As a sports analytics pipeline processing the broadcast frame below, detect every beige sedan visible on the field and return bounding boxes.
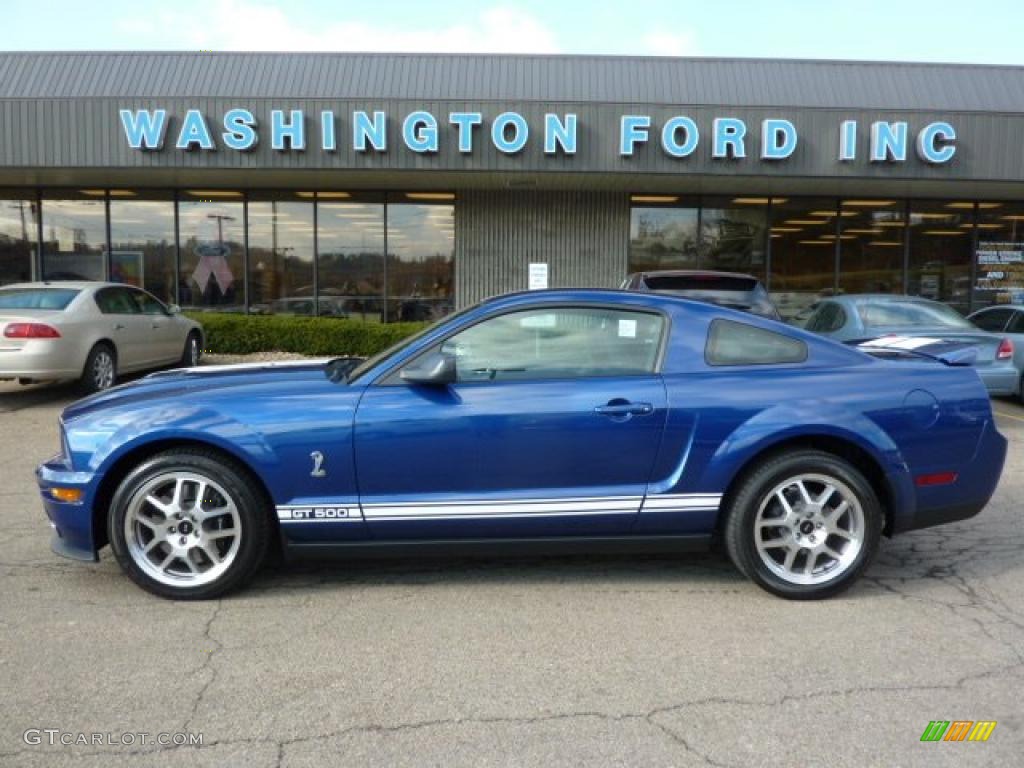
[0,282,204,392]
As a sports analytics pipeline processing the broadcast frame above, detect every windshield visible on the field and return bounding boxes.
[858,300,973,330]
[0,287,80,310]
[346,304,477,383]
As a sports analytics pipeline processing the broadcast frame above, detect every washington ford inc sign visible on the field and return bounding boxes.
[119,108,958,165]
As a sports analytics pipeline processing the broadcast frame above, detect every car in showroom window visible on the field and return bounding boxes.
[37,290,1006,601]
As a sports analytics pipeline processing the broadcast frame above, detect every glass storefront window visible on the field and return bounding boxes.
[839,199,905,297]
[908,200,973,314]
[0,194,38,285]
[974,202,1024,309]
[628,200,699,274]
[247,196,314,315]
[700,196,768,279]
[109,193,176,305]
[386,201,455,322]
[317,195,385,321]
[178,193,245,310]
[41,194,107,281]
[768,198,838,320]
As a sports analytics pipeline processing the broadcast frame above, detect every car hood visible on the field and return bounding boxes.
[61,359,346,422]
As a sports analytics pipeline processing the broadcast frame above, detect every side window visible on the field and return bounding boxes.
[436,306,665,382]
[131,289,167,315]
[1007,311,1024,334]
[95,287,140,315]
[705,319,807,366]
[973,308,1012,332]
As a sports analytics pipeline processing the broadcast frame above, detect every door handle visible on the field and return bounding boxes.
[594,401,654,417]
[113,323,125,330]
[152,323,161,329]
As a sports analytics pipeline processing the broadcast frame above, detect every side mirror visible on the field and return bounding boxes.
[400,351,456,386]
[167,304,182,315]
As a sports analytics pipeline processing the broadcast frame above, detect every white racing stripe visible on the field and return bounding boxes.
[362,496,643,519]
[277,493,722,523]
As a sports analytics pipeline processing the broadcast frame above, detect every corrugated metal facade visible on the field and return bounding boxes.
[455,190,629,306]
[2,52,1023,112]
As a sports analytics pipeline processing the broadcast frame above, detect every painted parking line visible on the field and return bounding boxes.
[993,408,1024,424]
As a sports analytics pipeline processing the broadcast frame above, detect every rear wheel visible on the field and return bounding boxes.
[723,450,882,599]
[108,449,270,599]
[79,343,117,393]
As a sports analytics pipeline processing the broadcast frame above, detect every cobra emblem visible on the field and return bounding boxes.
[309,451,326,478]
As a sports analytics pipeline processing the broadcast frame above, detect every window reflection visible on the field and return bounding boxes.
[41,196,106,281]
[768,198,837,320]
[628,202,699,273]
[974,202,1024,309]
[178,196,244,310]
[386,203,454,322]
[317,197,385,321]
[700,197,768,279]
[839,199,905,296]
[904,201,973,314]
[109,196,176,304]
[247,199,314,315]
[0,195,38,285]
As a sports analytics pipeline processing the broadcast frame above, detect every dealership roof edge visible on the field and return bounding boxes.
[2,51,1023,112]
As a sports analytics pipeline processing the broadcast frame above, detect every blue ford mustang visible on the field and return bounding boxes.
[37,290,1007,600]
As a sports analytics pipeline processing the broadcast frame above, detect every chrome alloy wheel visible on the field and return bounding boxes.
[753,473,865,586]
[92,350,115,390]
[188,335,200,366]
[124,472,242,588]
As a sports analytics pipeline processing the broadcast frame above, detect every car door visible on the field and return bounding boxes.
[352,304,670,540]
[93,286,150,370]
[129,288,181,363]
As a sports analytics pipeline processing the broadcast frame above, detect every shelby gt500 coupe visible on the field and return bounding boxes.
[37,290,1006,600]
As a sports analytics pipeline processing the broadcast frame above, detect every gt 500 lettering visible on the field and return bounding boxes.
[277,506,355,522]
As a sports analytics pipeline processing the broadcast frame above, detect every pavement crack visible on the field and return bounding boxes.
[183,599,225,733]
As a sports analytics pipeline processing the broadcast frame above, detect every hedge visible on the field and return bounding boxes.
[186,312,428,357]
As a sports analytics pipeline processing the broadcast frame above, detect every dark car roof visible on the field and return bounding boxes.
[632,270,762,282]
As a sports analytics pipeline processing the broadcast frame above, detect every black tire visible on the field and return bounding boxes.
[723,450,882,600]
[181,331,201,368]
[108,448,271,599]
[79,343,117,394]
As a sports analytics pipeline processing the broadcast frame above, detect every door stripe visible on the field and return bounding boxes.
[277,493,722,523]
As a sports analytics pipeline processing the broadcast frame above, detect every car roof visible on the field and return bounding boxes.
[825,294,947,305]
[481,287,743,316]
[631,270,761,281]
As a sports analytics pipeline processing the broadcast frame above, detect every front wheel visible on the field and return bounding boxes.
[108,449,270,599]
[723,450,882,599]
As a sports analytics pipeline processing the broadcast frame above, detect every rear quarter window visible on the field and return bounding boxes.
[705,319,808,366]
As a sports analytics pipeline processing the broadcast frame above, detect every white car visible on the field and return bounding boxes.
[0,282,204,392]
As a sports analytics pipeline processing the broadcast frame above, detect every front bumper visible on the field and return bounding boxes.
[36,457,100,562]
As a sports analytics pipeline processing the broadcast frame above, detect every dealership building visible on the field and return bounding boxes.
[1,51,1023,321]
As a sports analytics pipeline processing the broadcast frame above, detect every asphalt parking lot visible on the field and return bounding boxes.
[0,380,1022,768]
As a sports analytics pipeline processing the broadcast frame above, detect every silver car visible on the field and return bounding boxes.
[796,294,1020,399]
[0,282,203,392]
[968,304,1024,403]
